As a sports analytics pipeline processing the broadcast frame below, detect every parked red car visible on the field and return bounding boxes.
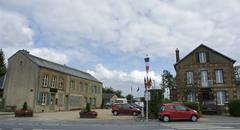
[158,103,199,122]
[112,103,141,116]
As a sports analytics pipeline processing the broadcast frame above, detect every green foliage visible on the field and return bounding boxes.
[162,98,172,103]
[22,102,28,110]
[161,70,175,97]
[86,103,91,112]
[0,49,6,77]
[228,100,240,116]
[126,94,133,103]
[102,87,124,98]
[144,89,163,118]
[183,101,200,112]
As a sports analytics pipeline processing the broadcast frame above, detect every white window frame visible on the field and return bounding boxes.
[58,77,64,90]
[215,70,224,84]
[187,93,195,102]
[186,71,194,84]
[199,52,207,63]
[42,75,48,87]
[217,91,225,105]
[51,76,57,88]
[41,93,47,105]
[201,70,209,87]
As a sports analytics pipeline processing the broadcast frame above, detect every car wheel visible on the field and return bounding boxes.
[133,112,137,116]
[113,111,118,116]
[191,115,198,122]
[163,115,170,122]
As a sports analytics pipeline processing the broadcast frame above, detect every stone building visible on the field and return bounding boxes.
[3,50,102,112]
[174,44,239,106]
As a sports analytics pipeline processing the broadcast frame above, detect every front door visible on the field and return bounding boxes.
[50,93,55,111]
[65,95,69,111]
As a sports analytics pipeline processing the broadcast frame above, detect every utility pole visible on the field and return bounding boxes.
[144,55,151,122]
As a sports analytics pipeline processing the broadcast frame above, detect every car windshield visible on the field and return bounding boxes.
[160,106,165,112]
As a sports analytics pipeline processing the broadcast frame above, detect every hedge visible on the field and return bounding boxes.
[183,101,200,112]
[228,100,240,116]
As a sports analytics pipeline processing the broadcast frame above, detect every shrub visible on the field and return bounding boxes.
[22,102,28,110]
[228,100,240,116]
[86,103,91,112]
[183,101,200,112]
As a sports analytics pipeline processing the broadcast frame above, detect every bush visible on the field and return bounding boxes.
[86,103,91,112]
[183,101,200,112]
[144,89,163,119]
[228,100,240,116]
[22,102,28,110]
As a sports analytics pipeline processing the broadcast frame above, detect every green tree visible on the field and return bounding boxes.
[126,94,133,103]
[0,49,6,77]
[102,87,124,98]
[161,70,175,97]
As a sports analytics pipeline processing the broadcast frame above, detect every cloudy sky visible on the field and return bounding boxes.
[1,0,240,97]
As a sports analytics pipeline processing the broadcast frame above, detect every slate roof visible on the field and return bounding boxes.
[0,76,5,89]
[103,93,116,99]
[14,50,102,83]
[174,44,236,69]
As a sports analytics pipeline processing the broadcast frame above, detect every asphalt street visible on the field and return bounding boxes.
[1,111,240,130]
[0,117,172,130]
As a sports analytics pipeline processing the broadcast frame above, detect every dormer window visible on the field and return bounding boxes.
[199,52,207,63]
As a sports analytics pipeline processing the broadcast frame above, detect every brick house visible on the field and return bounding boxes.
[174,44,239,107]
[3,50,102,112]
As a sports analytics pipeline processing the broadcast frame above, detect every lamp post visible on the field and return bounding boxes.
[144,55,150,122]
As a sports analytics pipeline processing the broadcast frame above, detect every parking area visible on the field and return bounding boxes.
[0,109,133,121]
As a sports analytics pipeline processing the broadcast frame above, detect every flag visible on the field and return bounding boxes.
[137,87,140,92]
[144,57,150,62]
[146,65,149,74]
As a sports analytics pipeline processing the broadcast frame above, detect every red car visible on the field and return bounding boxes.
[158,103,199,122]
[112,103,141,116]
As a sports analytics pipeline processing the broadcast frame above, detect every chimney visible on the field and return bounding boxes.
[176,48,180,62]
[21,49,30,54]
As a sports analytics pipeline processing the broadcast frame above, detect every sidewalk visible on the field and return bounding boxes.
[0,112,14,115]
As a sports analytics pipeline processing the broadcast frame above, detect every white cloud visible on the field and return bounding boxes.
[30,48,69,65]
[87,64,161,96]
[0,8,33,48]
[2,0,240,62]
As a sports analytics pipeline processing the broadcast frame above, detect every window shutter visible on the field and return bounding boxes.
[47,93,50,105]
[196,52,200,63]
[37,92,42,105]
[206,52,210,63]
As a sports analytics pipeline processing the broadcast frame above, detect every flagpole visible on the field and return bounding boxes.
[144,55,150,123]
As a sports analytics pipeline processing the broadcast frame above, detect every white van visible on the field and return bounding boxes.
[116,98,127,104]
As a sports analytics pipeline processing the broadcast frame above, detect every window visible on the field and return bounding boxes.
[42,75,48,87]
[201,70,208,87]
[80,82,84,92]
[51,76,57,88]
[186,71,194,84]
[215,70,224,83]
[70,80,75,91]
[58,77,64,90]
[187,93,195,102]
[199,52,207,63]
[174,105,187,111]
[217,91,226,105]
[41,93,47,105]
[85,83,88,93]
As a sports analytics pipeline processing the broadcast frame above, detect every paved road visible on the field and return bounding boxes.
[0,117,172,130]
[1,110,240,130]
[160,115,240,130]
